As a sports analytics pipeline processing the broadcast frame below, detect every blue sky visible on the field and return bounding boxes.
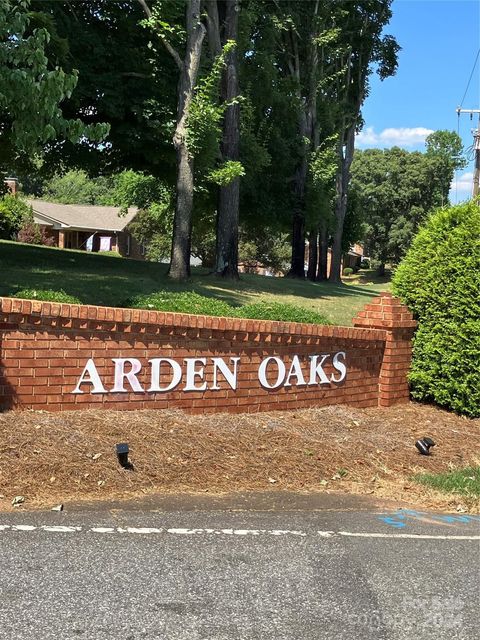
[356,0,480,201]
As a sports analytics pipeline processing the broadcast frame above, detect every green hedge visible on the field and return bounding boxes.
[8,288,331,326]
[12,289,82,304]
[235,301,330,325]
[392,201,480,417]
[126,291,233,317]
[128,291,330,325]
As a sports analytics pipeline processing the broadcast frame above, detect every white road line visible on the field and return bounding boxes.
[0,524,478,541]
[123,527,163,534]
[338,531,480,540]
[42,525,81,533]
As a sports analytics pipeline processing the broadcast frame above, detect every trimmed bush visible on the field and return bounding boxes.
[13,289,82,304]
[17,220,55,246]
[392,201,480,417]
[127,292,330,325]
[235,301,330,325]
[0,195,31,239]
[127,291,233,317]
[343,267,353,276]
[98,250,122,258]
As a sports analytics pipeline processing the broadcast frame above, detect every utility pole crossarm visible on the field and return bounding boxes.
[456,107,480,197]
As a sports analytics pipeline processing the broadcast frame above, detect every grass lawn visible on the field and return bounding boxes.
[0,240,390,326]
[413,467,480,499]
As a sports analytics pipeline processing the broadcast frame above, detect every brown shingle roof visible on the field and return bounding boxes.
[28,200,138,232]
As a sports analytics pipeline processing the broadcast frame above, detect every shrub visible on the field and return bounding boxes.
[235,301,330,325]
[360,259,370,269]
[392,201,480,417]
[17,220,55,246]
[343,267,353,276]
[12,289,82,304]
[127,292,330,325]
[127,291,233,317]
[0,194,31,239]
[98,250,122,258]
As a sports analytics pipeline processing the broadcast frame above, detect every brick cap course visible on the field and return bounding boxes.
[1,296,388,341]
[352,291,417,331]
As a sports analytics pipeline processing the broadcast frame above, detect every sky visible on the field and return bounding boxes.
[356,0,480,202]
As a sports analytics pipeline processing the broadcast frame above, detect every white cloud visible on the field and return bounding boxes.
[356,126,434,148]
[450,172,473,200]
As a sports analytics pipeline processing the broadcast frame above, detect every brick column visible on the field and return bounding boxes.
[58,230,65,248]
[353,292,417,407]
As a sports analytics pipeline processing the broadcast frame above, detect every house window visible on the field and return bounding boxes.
[126,234,131,256]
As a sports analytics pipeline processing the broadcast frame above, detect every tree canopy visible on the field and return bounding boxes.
[1,0,415,283]
[350,131,465,273]
[0,0,107,172]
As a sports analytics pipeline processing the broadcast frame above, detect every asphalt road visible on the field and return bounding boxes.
[0,494,478,640]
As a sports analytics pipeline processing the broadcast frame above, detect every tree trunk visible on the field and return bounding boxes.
[307,229,318,281]
[137,0,206,280]
[287,108,308,279]
[329,124,355,283]
[317,217,328,280]
[170,143,194,279]
[168,0,205,280]
[215,0,240,279]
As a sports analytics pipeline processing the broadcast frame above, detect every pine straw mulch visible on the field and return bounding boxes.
[0,402,479,512]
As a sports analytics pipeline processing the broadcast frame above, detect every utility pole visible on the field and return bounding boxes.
[456,108,480,197]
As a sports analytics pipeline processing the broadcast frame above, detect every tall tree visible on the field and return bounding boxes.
[271,0,323,278]
[138,0,206,280]
[425,130,466,205]
[350,145,460,274]
[206,0,242,279]
[328,0,398,283]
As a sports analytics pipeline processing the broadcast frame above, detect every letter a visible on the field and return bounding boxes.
[72,359,107,394]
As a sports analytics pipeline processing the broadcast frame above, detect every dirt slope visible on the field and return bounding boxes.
[0,402,478,512]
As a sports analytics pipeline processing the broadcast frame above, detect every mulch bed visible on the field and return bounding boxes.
[0,402,478,512]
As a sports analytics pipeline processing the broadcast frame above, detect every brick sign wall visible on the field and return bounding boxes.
[0,293,416,414]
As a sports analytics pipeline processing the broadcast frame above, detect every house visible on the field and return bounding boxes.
[304,241,364,277]
[343,243,364,271]
[28,200,145,259]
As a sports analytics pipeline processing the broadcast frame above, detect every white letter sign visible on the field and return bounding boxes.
[211,357,240,390]
[71,352,349,397]
[111,358,144,393]
[72,358,107,394]
[184,358,207,391]
[148,358,182,392]
[258,356,286,389]
[331,351,347,383]
[308,355,330,385]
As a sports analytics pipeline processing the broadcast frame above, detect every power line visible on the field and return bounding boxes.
[459,48,480,108]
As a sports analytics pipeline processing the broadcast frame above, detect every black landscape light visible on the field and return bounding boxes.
[115,443,132,469]
[415,437,436,455]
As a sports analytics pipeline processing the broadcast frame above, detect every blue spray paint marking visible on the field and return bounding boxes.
[378,516,407,528]
[378,509,480,529]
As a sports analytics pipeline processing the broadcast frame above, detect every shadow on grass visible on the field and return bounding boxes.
[0,240,388,310]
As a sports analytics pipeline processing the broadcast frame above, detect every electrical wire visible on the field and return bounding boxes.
[455,47,480,201]
[459,48,480,108]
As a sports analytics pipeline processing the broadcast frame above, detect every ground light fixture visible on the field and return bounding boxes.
[415,437,436,455]
[115,443,131,469]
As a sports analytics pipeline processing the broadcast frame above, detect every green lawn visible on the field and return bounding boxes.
[413,467,480,499]
[0,240,390,326]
